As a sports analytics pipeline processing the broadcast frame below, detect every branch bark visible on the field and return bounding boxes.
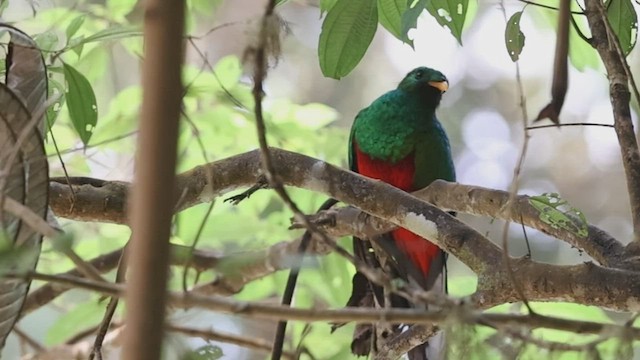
[584,0,640,247]
[44,149,640,313]
[299,181,626,268]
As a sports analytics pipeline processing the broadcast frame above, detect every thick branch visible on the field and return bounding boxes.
[45,149,640,313]
[585,0,640,246]
[50,178,128,224]
[302,181,626,268]
[49,151,623,269]
[51,149,501,273]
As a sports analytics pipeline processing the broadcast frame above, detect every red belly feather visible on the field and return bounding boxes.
[354,144,440,280]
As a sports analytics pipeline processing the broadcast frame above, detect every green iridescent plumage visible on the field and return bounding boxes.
[349,66,455,189]
[346,66,456,360]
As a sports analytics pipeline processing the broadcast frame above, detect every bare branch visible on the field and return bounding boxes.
[13,270,640,340]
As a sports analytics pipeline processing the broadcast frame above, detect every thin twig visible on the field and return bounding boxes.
[166,324,297,360]
[500,2,534,314]
[248,3,412,356]
[89,244,128,360]
[517,0,583,14]
[527,122,614,130]
[47,131,138,158]
[181,201,215,293]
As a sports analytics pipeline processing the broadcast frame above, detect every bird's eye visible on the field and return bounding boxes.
[415,70,424,79]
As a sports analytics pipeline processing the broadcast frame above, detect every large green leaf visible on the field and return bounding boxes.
[606,0,638,55]
[378,0,409,43]
[401,0,427,48]
[426,0,469,44]
[320,0,338,15]
[318,0,378,79]
[505,11,526,61]
[63,62,98,145]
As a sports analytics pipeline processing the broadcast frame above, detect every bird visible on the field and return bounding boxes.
[346,66,455,359]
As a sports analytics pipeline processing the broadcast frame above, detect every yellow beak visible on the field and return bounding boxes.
[428,81,449,93]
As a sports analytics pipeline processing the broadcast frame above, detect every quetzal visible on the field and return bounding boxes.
[346,67,455,359]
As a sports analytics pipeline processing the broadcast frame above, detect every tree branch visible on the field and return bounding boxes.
[584,0,640,247]
[21,236,333,315]
[300,180,626,268]
[44,149,640,314]
[14,271,640,341]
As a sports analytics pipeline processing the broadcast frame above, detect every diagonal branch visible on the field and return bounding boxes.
[300,181,626,268]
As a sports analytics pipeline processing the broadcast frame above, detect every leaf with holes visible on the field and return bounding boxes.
[529,193,589,238]
[318,0,378,79]
[63,62,98,145]
[505,11,526,61]
[378,0,409,43]
[426,0,469,45]
[606,0,638,55]
[183,345,224,360]
[401,0,427,48]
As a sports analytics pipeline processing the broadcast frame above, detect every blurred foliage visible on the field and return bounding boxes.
[0,0,638,359]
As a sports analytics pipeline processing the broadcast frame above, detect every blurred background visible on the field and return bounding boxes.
[2,0,640,358]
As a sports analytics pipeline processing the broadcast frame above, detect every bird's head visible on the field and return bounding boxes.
[398,67,448,107]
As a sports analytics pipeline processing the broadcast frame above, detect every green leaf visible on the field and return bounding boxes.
[378,0,408,43]
[68,35,85,57]
[63,62,98,145]
[34,31,58,52]
[181,344,223,360]
[505,11,526,61]
[320,0,338,15]
[318,0,378,79]
[426,0,469,45]
[45,300,107,345]
[0,0,9,17]
[401,0,427,48]
[569,18,600,71]
[65,15,85,41]
[606,0,638,55]
[46,78,66,132]
[69,26,143,50]
[528,193,589,238]
[213,55,243,88]
[107,0,138,19]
